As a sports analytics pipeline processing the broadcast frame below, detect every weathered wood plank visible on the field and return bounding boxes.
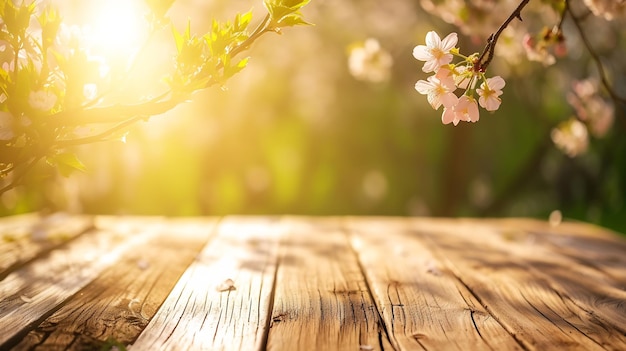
[526,223,626,286]
[413,218,626,349]
[0,214,624,351]
[0,213,93,280]
[461,218,626,285]
[451,219,626,349]
[131,217,283,351]
[0,213,40,238]
[410,218,624,351]
[10,217,217,351]
[346,217,522,351]
[266,217,391,351]
[0,216,165,347]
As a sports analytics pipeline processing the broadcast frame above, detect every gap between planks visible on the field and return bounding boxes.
[344,217,523,351]
[130,216,284,351]
[266,217,391,351]
[404,218,626,351]
[9,217,218,351]
[2,215,625,351]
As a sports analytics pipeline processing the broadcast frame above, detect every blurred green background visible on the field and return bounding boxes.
[2,0,626,233]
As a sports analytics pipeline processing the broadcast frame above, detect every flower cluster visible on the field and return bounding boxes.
[550,78,615,158]
[551,118,589,158]
[418,0,516,39]
[583,0,626,21]
[348,38,393,83]
[0,7,111,147]
[567,78,614,138]
[413,31,505,126]
[522,26,567,67]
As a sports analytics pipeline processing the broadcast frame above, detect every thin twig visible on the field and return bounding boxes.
[556,3,568,30]
[50,92,177,126]
[51,15,274,128]
[54,116,146,147]
[229,14,272,58]
[54,15,275,145]
[0,9,283,197]
[565,0,626,106]
[0,155,43,195]
[475,0,531,72]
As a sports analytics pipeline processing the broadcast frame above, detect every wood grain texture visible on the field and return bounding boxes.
[346,217,522,351]
[0,215,625,351]
[131,217,283,351]
[10,217,216,351]
[0,216,163,347]
[459,219,626,349]
[0,213,93,280]
[409,218,623,351]
[266,217,391,351]
[461,218,626,285]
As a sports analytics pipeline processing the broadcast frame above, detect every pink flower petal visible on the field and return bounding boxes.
[442,107,455,125]
[440,33,458,51]
[415,79,433,94]
[487,76,506,90]
[412,45,430,61]
[468,99,480,122]
[441,92,458,108]
[425,31,441,48]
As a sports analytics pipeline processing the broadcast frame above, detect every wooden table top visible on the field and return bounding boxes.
[0,214,625,351]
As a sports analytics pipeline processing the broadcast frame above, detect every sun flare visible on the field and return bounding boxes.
[83,0,147,57]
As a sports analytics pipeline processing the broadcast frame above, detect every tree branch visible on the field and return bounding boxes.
[565,0,626,107]
[229,14,272,58]
[54,116,146,148]
[0,155,44,195]
[475,0,531,72]
[49,92,180,127]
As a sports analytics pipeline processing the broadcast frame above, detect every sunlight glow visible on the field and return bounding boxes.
[83,0,147,57]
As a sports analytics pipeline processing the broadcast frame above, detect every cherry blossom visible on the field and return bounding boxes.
[583,0,626,20]
[413,31,458,73]
[454,96,480,123]
[415,75,458,110]
[477,76,505,111]
[28,90,57,111]
[434,66,456,90]
[551,118,589,157]
[413,31,506,125]
[440,96,479,126]
[348,38,393,83]
[522,36,555,66]
[567,79,614,138]
[451,65,474,90]
[441,106,459,125]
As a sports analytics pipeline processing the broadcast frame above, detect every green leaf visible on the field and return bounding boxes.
[47,152,87,177]
[0,2,35,39]
[37,5,62,49]
[277,13,312,27]
[171,23,184,53]
[223,56,249,80]
[172,20,195,55]
[263,0,311,23]
[236,10,253,31]
[236,57,249,69]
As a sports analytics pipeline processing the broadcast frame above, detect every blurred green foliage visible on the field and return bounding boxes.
[1,0,625,234]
